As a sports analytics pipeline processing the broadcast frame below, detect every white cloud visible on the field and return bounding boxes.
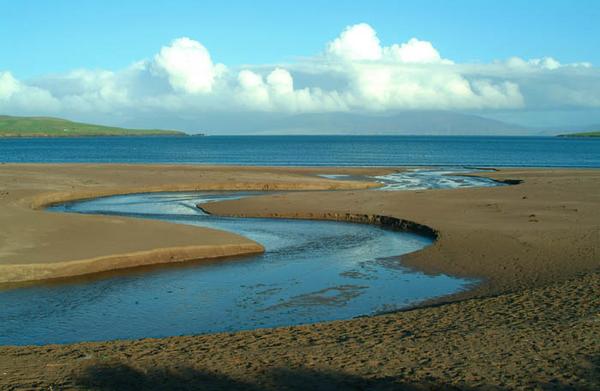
[237,70,270,109]
[320,23,521,110]
[504,56,591,71]
[326,24,449,65]
[0,72,21,99]
[323,24,522,110]
[384,38,446,64]
[154,37,225,94]
[327,23,382,61]
[236,68,347,112]
[341,62,523,110]
[0,71,59,112]
[0,23,599,124]
[267,68,294,95]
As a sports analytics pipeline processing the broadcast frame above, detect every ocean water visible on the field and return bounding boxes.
[1,135,599,167]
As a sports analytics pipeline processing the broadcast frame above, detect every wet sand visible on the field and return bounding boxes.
[204,169,600,300]
[0,164,383,283]
[0,164,599,390]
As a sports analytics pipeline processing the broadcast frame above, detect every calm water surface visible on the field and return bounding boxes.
[0,191,473,345]
[1,135,598,167]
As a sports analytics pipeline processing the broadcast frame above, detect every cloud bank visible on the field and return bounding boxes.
[1,23,599,127]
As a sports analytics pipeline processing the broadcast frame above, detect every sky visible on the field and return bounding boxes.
[2,0,600,132]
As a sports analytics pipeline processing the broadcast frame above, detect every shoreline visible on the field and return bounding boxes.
[0,133,187,138]
[0,164,598,389]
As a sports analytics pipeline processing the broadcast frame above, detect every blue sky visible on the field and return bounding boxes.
[3,0,599,78]
[2,0,600,132]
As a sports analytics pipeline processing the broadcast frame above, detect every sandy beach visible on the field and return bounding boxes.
[0,164,598,390]
[0,164,383,284]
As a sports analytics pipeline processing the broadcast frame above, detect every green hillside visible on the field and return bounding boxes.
[0,115,186,137]
[557,131,600,138]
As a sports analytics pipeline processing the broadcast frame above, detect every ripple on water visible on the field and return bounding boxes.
[0,169,494,345]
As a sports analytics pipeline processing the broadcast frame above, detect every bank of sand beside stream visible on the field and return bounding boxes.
[0,164,598,389]
[0,164,384,283]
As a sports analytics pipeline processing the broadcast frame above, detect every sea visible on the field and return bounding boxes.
[1,135,599,167]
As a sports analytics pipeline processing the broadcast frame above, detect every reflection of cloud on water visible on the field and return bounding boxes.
[237,283,284,309]
[340,256,409,282]
[372,256,410,271]
[340,270,373,280]
[260,285,368,312]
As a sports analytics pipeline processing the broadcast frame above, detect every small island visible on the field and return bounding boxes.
[0,115,187,137]
[557,131,600,138]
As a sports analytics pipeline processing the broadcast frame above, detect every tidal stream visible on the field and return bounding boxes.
[0,168,497,345]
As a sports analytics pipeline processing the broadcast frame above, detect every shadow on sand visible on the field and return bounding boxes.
[74,362,460,390]
[71,361,593,391]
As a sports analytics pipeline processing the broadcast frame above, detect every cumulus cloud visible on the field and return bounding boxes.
[0,71,59,112]
[237,70,270,108]
[326,23,447,65]
[154,37,225,94]
[342,62,523,110]
[384,38,446,64]
[1,23,599,124]
[267,68,294,95]
[322,24,522,110]
[236,68,346,112]
[327,23,383,61]
[504,56,591,70]
[0,72,21,99]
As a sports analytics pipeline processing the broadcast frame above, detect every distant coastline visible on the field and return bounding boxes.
[557,131,600,138]
[0,115,190,138]
[0,133,189,138]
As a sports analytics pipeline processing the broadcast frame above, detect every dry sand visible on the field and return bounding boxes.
[0,164,598,390]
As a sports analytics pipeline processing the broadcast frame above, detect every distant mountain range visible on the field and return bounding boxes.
[112,110,536,136]
[0,115,185,137]
[1,112,597,137]
[253,111,531,135]
[130,111,566,136]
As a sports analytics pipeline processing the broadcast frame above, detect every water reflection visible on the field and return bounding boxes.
[373,167,504,190]
[0,191,471,345]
